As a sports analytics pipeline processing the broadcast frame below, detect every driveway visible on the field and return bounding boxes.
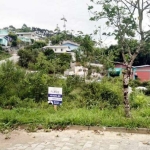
[0,130,150,150]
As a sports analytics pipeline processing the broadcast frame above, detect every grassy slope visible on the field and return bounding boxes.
[0,103,149,130]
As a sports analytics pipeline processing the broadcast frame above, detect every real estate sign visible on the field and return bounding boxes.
[48,87,62,105]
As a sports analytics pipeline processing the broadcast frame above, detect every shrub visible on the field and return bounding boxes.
[83,78,123,109]
[130,92,149,108]
[129,79,141,87]
[4,96,21,108]
[100,83,122,106]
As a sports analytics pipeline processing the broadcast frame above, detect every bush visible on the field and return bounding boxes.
[3,96,21,108]
[130,92,149,108]
[100,83,122,106]
[129,79,141,87]
[82,78,123,109]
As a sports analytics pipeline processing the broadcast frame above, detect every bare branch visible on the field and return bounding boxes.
[120,0,132,14]
[143,3,150,10]
[124,0,138,8]
[104,56,124,65]
[129,42,144,66]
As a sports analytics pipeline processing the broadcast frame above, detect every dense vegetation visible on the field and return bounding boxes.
[17,41,71,74]
[0,61,149,131]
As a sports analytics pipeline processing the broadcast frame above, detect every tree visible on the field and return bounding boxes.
[20,24,31,32]
[9,25,16,31]
[106,39,150,66]
[80,35,95,58]
[89,0,150,117]
[8,32,18,47]
[18,49,38,68]
[43,48,55,60]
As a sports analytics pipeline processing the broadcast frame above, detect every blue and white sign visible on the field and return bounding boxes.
[48,87,62,105]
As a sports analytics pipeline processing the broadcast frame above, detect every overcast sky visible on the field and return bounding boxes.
[0,0,95,33]
[0,0,118,46]
[2,0,149,46]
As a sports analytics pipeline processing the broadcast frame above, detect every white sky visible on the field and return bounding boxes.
[0,0,117,46]
[0,0,95,33]
[1,0,148,46]
[0,0,150,45]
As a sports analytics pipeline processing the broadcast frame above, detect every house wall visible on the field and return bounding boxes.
[0,38,8,46]
[135,66,150,81]
[110,64,150,81]
[18,36,31,43]
[0,30,8,35]
[51,47,68,53]
[74,66,88,76]
[16,33,36,40]
[0,30,8,46]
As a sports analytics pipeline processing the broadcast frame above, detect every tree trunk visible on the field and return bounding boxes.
[122,65,131,117]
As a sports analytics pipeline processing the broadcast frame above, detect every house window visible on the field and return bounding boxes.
[21,34,23,36]
[55,49,56,51]
[61,49,63,51]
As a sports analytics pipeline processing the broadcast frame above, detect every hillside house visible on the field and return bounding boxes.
[16,32,39,42]
[64,65,88,77]
[43,45,76,62]
[108,63,135,79]
[133,65,150,81]
[0,30,9,46]
[61,40,79,51]
[109,63,150,81]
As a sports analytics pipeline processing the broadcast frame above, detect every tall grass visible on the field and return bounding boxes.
[0,102,149,131]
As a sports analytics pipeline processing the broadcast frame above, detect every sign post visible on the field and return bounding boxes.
[48,87,62,110]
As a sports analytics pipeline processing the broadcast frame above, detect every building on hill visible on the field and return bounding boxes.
[108,63,135,79]
[43,45,69,53]
[133,65,150,82]
[61,40,79,51]
[64,65,88,77]
[0,30,9,46]
[16,32,39,42]
[109,63,150,81]
[43,43,76,62]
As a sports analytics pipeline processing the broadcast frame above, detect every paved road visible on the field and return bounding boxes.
[0,130,150,150]
[0,53,19,65]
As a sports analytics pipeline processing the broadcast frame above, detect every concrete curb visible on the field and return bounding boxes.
[66,125,150,134]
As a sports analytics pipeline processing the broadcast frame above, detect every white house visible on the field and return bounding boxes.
[43,45,76,62]
[16,32,39,41]
[43,45,69,53]
[91,72,102,78]
[64,64,88,78]
[74,66,88,77]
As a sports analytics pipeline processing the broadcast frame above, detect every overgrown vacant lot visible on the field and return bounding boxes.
[0,103,150,131]
[0,62,150,131]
